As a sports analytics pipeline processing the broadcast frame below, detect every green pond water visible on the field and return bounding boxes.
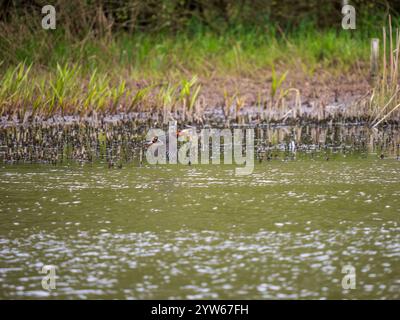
[0,156,399,299]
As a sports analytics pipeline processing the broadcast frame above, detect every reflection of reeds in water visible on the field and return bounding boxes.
[369,16,400,127]
[1,122,399,164]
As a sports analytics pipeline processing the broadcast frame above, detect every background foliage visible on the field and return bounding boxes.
[0,0,399,34]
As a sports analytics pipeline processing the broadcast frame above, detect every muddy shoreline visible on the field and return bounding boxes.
[0,69,382,127]
[1,72,399,164]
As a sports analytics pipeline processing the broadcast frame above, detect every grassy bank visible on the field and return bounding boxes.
[0,12,400,123]
[2,24,371,77]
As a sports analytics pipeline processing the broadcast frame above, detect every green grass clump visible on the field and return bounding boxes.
[0,61,206,117]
